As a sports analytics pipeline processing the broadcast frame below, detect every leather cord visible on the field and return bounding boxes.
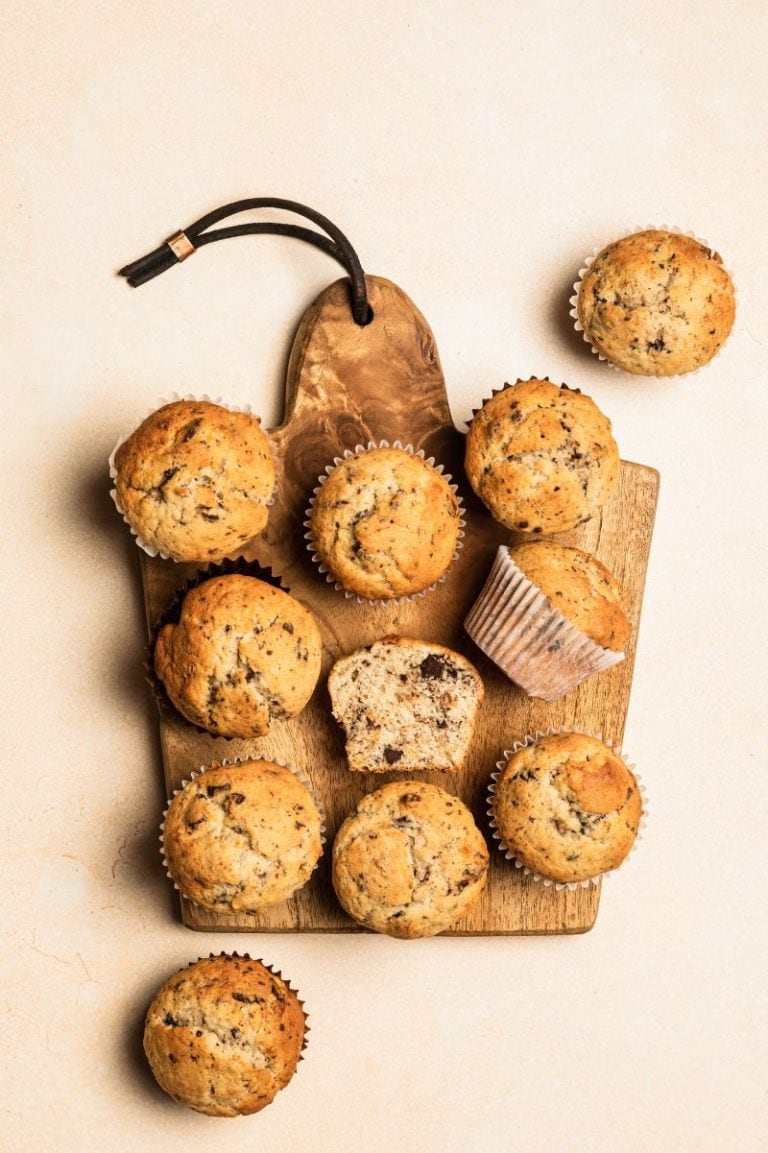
[118,197,370,325]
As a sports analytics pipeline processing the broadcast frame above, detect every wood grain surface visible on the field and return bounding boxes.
[139,274,659,935]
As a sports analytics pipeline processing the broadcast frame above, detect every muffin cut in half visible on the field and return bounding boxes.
[327,637,484,773]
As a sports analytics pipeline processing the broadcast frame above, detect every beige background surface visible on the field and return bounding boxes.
[2,3,766,1151]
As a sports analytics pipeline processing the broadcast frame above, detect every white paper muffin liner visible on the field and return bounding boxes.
[157,952,310,1060]
[487,727,647,890]
[108,392,274,561]
[159,757,326,912]
[304,440,466,604]
[569,224,737,377]
[464,546,624,701]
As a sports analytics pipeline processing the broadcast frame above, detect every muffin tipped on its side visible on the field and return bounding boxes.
[327,637,484,773]
[510,541,630,652]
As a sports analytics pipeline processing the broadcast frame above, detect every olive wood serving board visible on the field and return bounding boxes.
[139,274,659,935]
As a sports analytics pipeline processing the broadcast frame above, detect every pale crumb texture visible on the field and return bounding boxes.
[332,780,489,938]
[577,229,735,375]
[143,954,306,1117]
[464,379,619,534]
[310,447,461,599]
[163,761,323,912]
[510,541,630,651]
[114,400,276,561]
[493,732,642,884]
[154,574,322,738]
[328,636,484,773]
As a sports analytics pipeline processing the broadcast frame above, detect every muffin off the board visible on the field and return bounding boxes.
[143,954,306,1117]
[575,229,735,375]
[112,400,275,561]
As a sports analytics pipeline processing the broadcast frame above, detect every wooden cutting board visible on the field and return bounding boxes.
[140,274,659,935]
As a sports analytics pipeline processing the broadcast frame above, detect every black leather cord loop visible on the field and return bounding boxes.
[118,197,370,324]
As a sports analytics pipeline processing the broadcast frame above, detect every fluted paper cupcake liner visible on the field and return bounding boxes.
[109,392,275,561]
[160,758,326,912]
[464,375,571,430]
[304,439,465,604]
[145,556,289,739]
[569,224,737,376]
[487,727,647,890]
[464,546,624,701]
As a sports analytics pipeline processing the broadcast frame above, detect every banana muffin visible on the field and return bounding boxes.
[464,378,619,534]
[162,761,323,913]
[464,542,630,701]
[111,399,275,562]
[143,953,306,1116]
[574,229,735,375]
[491,731,642,884]
[332,780,489,938]
[153,573,322,738]
[307,445,462,600]
[328,636,484,773]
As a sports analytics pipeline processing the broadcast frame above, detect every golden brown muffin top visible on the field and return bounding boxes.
[309,447,461,599]
[576,229,735,376]
[143,954,306,1116]
[332,780,489,938]
[163,761,323,912]
[154,574,322,738]
[509,541,630,651]
[113,400,275,562]
[464,379,619,534]
[492,732,642,884]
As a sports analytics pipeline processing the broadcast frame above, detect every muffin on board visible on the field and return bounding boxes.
[464,378,619,535]
[328,636,484,773]
[111,399,275,562]
[307,444,462,600]
[153,573,322,738]
[162,761,323,913]
[143,953,306,1117]
[490,731,643,884]
[332,780,489,938]
[464,541,630,701]
[573,229,735,375]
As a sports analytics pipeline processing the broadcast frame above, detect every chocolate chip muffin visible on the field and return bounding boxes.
[332,780,489,938]
[308,446,462,600]
[162,761,323,912]
[464,542,630,701]
[464,379,619,534]
[491,732,642,884]
[510,541,630,651]
[143,953,306,1116]
[328,637,484,773]
[153,574,322,738]
[111,399,275,562]
[574,229,735,375]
